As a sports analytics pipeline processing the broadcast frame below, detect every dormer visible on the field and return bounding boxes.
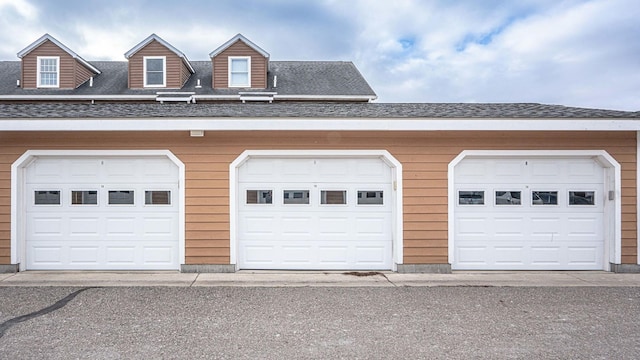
[209,34,269,89]
[17,33,100,89]
[124,34,195,89]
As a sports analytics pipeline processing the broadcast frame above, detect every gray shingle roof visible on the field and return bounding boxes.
[0,102,637,119]
[0,60,376,97]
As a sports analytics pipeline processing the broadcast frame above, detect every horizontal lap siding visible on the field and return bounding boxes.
[128,40,186,89]
[75,61,95,88]
[0,131,636,266]
[212,41,268,88]
[21,40,80,89]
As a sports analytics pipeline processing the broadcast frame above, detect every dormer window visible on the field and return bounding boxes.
[37,56,59,88]
[144,56,166,87]
[229,56,251,87]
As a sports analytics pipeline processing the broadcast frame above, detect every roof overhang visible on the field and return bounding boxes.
[124,34,195,74]
[2,117,640,132]
[17,33,101,75]
[0,94,377,102]
[209,34,270,59]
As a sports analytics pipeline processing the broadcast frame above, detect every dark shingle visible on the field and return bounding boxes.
[0,60,376,97]
[0,102,637,119]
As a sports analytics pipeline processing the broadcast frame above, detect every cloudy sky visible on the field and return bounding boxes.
[0,0,638,110]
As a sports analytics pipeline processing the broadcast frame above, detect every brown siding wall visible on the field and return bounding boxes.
[75,61,94,88]
[128,40,188,89]
[0,131,636,266]
[20,40,89,89]
[212,41,268,89]
[181,60,191,86]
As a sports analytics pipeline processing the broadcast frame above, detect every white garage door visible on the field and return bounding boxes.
[25,156,179,270]
[237,157,393,270]
[454,157,606,270]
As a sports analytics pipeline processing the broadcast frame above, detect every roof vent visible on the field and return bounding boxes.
[16,79,20,87]
[239,91,277,103]
[156,92,196,104]
[196,79,202,89]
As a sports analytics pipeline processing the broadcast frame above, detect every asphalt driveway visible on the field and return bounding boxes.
[0,286,639,359]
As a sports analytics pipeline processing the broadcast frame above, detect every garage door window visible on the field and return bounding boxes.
[283,190,310,205]
[569,191,595,206]
[321,190,347,205]
[71,190,98,205]
[358,190,384,205]
[458,191,484,205]
[495,191,521,205]
[532,191,557,205]
[247,190,272,204]
[34,190,61,205]
[145,190,171,205]
[108,190,135,205]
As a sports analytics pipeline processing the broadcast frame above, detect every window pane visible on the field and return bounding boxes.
[321,190,347,205]
[230,73,248,86]
[146,58,164,71]
[231,59,248,72]
[357,191,384,205]
[283,190,309,205]
[532,191,558,205]
[569,191,595,205]
[459,191,484,205]
[495,191,521,205]
[71,190,98,205]
[145,191,171,205]
[35,190,60,205]
[246,190,272,204]
[146,72,164,85]
[108,190,134,205]
[39,58,58,86]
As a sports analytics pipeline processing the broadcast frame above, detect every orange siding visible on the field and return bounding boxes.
[128,40,188,89]
[0,131,636,266]
[20,40,87,89]
[212,40,268,88]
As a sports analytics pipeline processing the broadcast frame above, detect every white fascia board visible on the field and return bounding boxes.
[2,117,640,132]
[0,95,157,101]
[272,95,377,102]
[17,33,101,74]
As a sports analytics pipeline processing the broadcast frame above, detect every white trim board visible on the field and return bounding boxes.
[229,150,403,270]
[447,150,622,271]
[11,150,186,271]
[2,118,640,132]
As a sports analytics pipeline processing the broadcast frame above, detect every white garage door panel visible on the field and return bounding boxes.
[25,156,179,270]
[238,157,393,270]
[454,157,606,270]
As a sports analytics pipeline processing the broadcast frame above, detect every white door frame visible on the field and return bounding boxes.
[11,150,186,271]
[448,150,621,271]
[230,150,403,271]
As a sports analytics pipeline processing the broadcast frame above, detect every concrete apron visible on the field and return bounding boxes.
[0,271,640,287]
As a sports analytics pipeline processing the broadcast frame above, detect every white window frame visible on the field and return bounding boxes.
[143,56,166,87]
[228,56,251,87]
[37,56,59,88]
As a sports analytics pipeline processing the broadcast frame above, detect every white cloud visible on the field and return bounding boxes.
[0,0,637,110]
[341,0,640,110]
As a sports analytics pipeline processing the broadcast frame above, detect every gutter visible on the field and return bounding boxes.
[0,94,378,102]
[2,117,640,132]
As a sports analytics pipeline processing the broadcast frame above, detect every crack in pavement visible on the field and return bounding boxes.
[0,287,96,338]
